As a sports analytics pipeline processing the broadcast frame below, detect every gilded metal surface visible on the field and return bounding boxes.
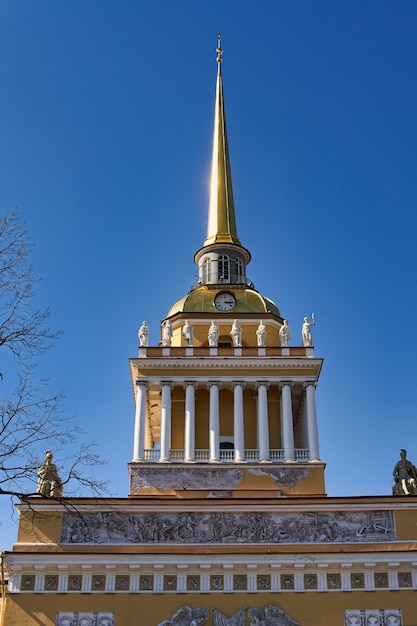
[205,40,241,248]
[167,287,281,317]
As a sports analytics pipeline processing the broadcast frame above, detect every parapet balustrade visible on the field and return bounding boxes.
[142,448,311,463]
[138,346,314,358]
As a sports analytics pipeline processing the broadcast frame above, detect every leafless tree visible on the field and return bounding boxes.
[0,208,107,501]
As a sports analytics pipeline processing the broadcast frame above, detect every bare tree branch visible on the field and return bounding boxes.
[0,207,108,504]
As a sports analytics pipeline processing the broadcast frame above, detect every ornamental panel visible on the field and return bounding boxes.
[56,614,114,626]
[61,509,395,545]
[156,605,299,626]
[344,609,402,626]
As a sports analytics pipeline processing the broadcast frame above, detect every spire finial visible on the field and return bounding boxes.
[216,28,223,73]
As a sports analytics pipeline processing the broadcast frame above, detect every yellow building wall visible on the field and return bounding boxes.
[17,509,63,545]
[395,508,417,540]
[4,589,417,626]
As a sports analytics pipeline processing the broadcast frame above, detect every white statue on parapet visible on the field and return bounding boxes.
[302,313,315,347]
[208,321,219,347]
[182,320,194,347]
[161,319,172,346]
[256,320,267,347]
[393,449,417,496]
[279,319,291,347]
[230,319,242,347]
[37,450,63,497]
[138,320,149,347]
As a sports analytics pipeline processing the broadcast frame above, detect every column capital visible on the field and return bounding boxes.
[160,380,174,390]
[231,381,246,390]
[255,381,270,390]
[135,379,149,388]
[183,380,198,389]
[207,380,222,389]
[303,381,318,389]
[279,381,294,389]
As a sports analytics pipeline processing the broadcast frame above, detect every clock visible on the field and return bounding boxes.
[214,292,236,311]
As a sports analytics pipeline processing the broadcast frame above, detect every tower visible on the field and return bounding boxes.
[129,34,324,500]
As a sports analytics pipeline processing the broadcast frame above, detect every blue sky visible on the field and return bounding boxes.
[1,2,417,548]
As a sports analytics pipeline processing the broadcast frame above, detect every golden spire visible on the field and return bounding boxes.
[204,31,241,247]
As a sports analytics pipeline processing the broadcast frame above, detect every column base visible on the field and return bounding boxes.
[234,458,247,463]
[209,458,220,463]
[184,459,197,463]
[158,458,171,463]
[284,458,295,463]
[259,459,272,463]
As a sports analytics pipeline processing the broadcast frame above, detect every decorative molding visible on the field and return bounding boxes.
[344,609,402,626]
[56,614,114,626]
[61,510,395,546]
[17,567,416,594]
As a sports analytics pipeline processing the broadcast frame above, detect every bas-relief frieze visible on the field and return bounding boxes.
[129,466,308,494]
[248,467,308,487]
[61,510,395,545]
[130,467,243,492]
[157,605,299,626]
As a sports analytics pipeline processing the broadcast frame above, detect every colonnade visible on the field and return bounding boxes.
[133,379,320,464]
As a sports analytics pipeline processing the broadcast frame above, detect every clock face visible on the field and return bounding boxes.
[214,292,236,311]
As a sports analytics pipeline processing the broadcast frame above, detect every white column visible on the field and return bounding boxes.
[208,381,221,462]
[133,380,148,461]
[232,382,245,462]
[184,381,197,462]
[256,382,270,462]
[304,382,320,461]
[159,381,173,462]
[280,382,295,462]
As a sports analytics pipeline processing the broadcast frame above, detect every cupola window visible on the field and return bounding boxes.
[235,257,244,281]
[218,255,230,281]
[202,258,211,283]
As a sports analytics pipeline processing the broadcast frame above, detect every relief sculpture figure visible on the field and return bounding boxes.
[248,605,300,626]
[212,607,246,626]
[157,606,209,626]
